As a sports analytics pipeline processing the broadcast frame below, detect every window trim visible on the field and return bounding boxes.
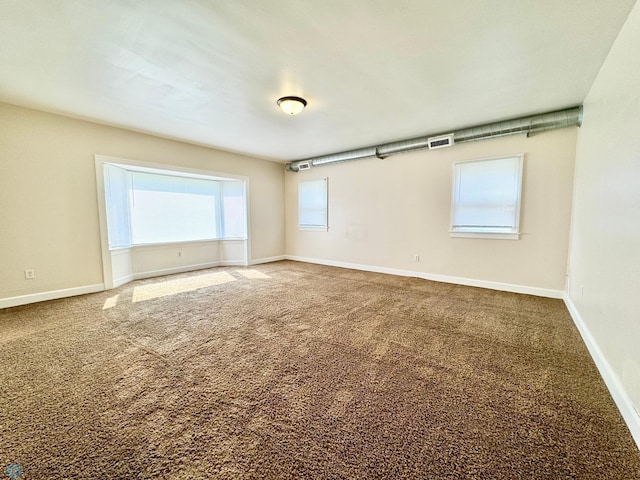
[450,154,524,240]
[298,177,328,232]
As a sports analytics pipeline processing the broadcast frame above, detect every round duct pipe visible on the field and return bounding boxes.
[285,106,582,172]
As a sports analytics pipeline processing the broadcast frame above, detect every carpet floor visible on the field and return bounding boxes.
[1,260,639,479]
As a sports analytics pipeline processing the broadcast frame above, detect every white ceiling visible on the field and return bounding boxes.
[0,1,635,162]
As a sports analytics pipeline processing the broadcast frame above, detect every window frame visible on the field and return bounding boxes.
[298,177,328,232]
[450,154,524,240]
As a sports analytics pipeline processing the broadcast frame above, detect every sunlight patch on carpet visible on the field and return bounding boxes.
[132,271,236,302]
[235,269,271,279]
[102,294,119,310]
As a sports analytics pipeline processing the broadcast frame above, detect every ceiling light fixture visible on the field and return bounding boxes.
[277,96,307,115]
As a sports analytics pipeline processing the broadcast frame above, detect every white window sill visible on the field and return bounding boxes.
[450,231,520,240]
[299,226,328,232]
[109,238,247,251]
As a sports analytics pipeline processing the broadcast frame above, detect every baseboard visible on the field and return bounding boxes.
[0,283,105,309]
[113,274,134,288]
[129,257,283,281]
[249,255,286,266]
[219,260,246,266]
[285,256,564,299]
[132,261,245,281]
[30,261,257,297]
[563,294,640,450]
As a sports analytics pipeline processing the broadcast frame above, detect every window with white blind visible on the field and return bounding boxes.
[103,163,246,248]
[298,178,328,231]
[129,172,220,244]
[450,155,523,240]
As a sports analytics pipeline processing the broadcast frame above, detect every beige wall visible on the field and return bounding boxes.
[286,127,577,292]
[0,102,285,300]
[568,3,640,421]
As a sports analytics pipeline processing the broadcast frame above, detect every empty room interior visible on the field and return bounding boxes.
[1,1,640,478]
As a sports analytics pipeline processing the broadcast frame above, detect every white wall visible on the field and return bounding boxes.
[286,127,577,294]
[567,2,640,441]
[0,102,284,304]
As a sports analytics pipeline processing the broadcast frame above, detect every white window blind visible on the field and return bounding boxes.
[104,163,131,248]
[221,180,247,238]
[451,155,523,239]
[130,172,219,244]
[298,178,328,230]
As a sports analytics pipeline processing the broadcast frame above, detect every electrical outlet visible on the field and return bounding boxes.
[414,254,420,262]
[25,269,35,280]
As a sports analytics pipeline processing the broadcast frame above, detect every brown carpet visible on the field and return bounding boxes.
[1,260,639,479]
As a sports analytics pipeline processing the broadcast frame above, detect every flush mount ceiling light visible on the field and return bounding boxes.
[277,96,307,115]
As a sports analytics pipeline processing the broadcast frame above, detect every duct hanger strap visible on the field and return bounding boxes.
[285,105,583,172]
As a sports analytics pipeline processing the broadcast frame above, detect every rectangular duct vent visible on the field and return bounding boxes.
[297,162,311,170]
[427,134,454,149]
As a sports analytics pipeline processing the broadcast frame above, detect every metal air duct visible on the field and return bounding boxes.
[285,105,582,172]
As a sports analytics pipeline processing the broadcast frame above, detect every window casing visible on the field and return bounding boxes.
[298,178,328,231]
[450,155,524,240]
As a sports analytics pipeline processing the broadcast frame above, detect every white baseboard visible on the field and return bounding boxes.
[249,255,286,266]
[563,294,640,450]
[5,261,260,304]
[130,257,283,282]
[132,261,244,281]
[285,256,564,299]
[0,283,105,309]
[113,274,134,288]
[219,259,246,266]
